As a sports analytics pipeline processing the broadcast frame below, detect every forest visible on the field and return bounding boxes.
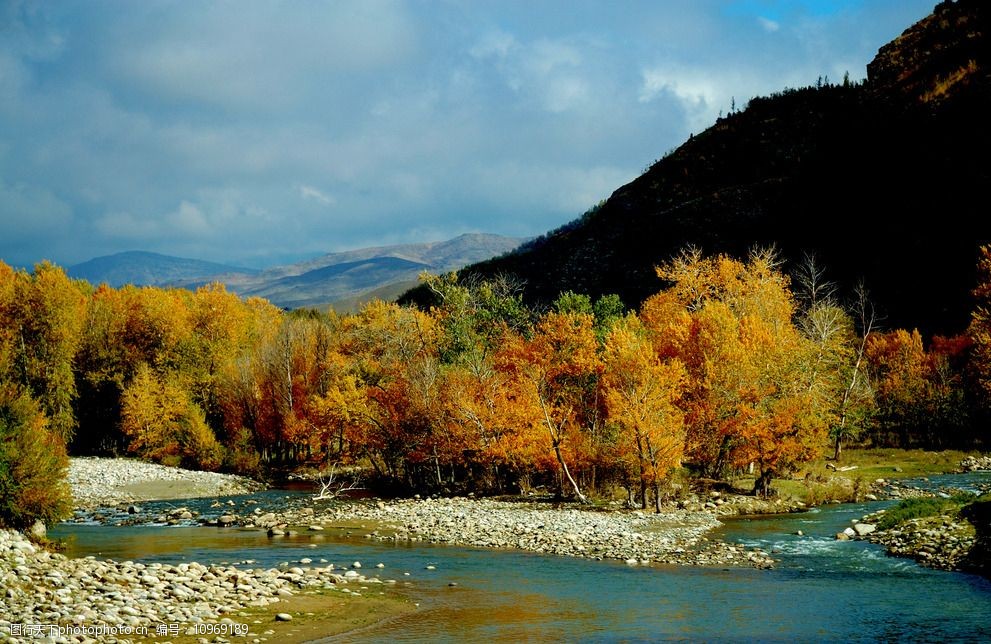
[2,246,991,528]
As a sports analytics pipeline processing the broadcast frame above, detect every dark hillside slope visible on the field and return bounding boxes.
[445,0,991,336]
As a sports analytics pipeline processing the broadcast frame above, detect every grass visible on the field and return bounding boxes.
[726,448,980,507]
[875,493,977,530]
[827,448,976,480]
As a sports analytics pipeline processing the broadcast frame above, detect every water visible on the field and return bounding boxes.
[51,478,991,642]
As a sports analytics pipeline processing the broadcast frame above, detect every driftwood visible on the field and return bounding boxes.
[312,464,363,501]
[826,463,859,472]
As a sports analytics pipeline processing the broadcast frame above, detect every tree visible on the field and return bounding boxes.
[497,310,602,503]
[601,314,685,511]
[0,383,72,529]
[652,247,829,495]
[120,364,223,470]
[970,246,991,405]
[795,258,876,461]
[4,262,88,441]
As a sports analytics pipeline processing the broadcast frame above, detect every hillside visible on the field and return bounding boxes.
[209,233,523,310]
[437,0,991,336]
[67,251,255,287]
[68,234,522,310]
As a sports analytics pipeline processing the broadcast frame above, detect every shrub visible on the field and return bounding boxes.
[0,383,72,529]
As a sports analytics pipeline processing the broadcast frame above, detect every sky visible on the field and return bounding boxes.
[0,0,936,269]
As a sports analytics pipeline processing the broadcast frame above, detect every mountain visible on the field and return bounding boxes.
[203,233,524,310]
[429,0,991,337]
[68,251,256,288]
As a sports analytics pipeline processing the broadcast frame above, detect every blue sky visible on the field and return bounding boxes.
[0,0,935,268]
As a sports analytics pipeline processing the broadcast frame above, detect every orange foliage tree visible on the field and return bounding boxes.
[497,310,602,503]
[601,313,685,511]
[651,248,829,495]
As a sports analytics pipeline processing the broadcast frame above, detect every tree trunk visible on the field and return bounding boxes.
[653,481,662,513]
[539,396,589,504]
[753,470,773,498]
[553,441,589,504]
[834,434,843,462]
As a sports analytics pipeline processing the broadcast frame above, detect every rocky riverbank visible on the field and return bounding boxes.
[69,458,264,509]
[210,496,778,569]
[64,458,781,569]
[846,457,991,572]
[852,510,976,571]
[0,528,406,643]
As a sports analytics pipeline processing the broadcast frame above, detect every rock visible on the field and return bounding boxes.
[795,530,803,536]
[28,520,46,540]
[257,513,278,528]
[275,613,293,622]
[127,505,141,514]
[308,525,324,531]
[835,532,851,541]
[843,527,856,537]
[854,523,877,537]
[217,515,237,526]
[352,561,362,568]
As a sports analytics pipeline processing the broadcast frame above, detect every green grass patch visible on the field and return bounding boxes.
[876,493,976,530]
[829,448,975,480]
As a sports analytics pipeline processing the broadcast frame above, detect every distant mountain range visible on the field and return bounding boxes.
[68,252,257,288]
[68,233,523,311]
[424,0,991,336]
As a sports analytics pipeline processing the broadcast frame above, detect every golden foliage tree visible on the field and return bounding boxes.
[601,313,685,511]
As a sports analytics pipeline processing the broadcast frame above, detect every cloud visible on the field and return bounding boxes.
[639,65,728,133]
[470,31,595,113]
[298,185,335,206]
[0,179,72,239]
[758,17,781,33]
[0,0,939,268]
[106,1,419,112]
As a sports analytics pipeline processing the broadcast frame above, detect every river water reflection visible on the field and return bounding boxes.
[51,478,991,642]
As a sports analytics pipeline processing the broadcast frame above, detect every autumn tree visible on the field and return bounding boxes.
[867,329,970,447]
[0,261,73,528]
[334,300,442,487]
[423,272,541,491]
[652,247,829,495]
[120,363,223,470]
[601,313,685,511]
[795,258,876,461]
[497,310,602,503]
[3,262,88,441]
[0,383,73,529]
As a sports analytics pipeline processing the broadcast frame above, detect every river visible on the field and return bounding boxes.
[51,477,991,642]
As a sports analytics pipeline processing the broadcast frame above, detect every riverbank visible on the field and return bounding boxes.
[216,496,777,569]
[847,457,991,572]
[0,528,412,643]
[69,457,264,510]
[65,457,786,569]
